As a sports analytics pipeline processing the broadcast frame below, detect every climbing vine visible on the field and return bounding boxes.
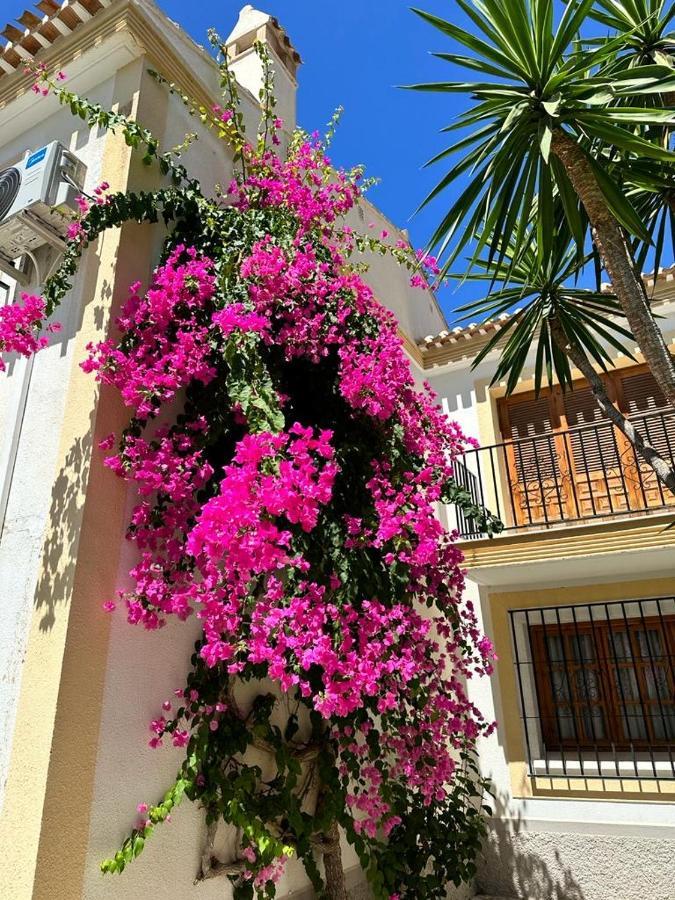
[1,37,500,900]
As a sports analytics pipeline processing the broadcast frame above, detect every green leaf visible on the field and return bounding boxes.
[541,94,561,117]
[549,0,596,70]
[410,7,529,79]
[538,120,553,162]
[580,117,675,162]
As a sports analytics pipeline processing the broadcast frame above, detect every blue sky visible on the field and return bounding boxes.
[157,0,475,322]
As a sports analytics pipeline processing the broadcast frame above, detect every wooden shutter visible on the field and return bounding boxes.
[563,387,621,471]
[619,370,667,416]
[618,369,671,458]
[500,393,559,481]
[616,369,675,507]
[499,393,568,525]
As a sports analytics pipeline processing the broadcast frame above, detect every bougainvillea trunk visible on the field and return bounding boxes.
[2,39,497,900]
[323,821,349,900]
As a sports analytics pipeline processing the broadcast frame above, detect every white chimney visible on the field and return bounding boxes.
[225,5,301,134]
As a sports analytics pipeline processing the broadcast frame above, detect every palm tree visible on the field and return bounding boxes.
[408,0,675,407]
[591,0,675,71]
[455,223,675,492]
[589,1,675,272]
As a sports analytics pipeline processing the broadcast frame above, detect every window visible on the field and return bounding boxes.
[531,617,675,750]
[497,364,675,527]
[510,598,675,780]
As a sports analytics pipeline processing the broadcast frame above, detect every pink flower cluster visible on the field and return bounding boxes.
[237,237,354,362]
[102,418,213,629]
[84,136,494,848]
[338,314,411,421]
[212,303,269,338]
[233,137,361,231]
[0,119,497,878]
[82,246,217,418]
[410,250,441,289]
[188,424,338,668]
[0,293,60,371]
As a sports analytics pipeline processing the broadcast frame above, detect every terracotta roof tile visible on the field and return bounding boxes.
[0,0,105,80]
[419,268,675,353]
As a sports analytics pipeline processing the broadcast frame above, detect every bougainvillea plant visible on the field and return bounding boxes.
[2,37,502,900]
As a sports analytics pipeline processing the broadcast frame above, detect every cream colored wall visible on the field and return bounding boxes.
[0,52,145,898]
[0,68,128,803]
[346,197,447,341]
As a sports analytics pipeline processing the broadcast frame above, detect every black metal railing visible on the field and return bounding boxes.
[452,459,484,539]
[510,597,675,781]
[453,409,675,538]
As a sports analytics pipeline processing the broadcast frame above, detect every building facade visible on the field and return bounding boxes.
[418,280,675,900]
[0,2,672,900]
[0,3,445,899]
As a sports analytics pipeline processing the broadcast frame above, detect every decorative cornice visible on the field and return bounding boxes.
[458,511,675,572]
[0,0,132,111]
[418,315,511,368]
[0,0,267,128]
[398,327,424,368]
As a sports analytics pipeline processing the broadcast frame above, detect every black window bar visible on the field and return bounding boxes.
[509,597,675,780]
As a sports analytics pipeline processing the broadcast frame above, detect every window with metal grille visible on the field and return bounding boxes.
[510,598,675,780]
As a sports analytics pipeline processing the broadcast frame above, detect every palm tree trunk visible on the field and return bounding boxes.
[550,128,675,410]
[550,317,675,495]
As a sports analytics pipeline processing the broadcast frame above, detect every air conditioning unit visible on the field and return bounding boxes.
[0,142,87,264]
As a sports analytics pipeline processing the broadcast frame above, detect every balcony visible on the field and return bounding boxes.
[454,409,675,539]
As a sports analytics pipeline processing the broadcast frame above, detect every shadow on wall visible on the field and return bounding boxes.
[33,272,112,632]
[477,790,586,900]
[33,406,96,632]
